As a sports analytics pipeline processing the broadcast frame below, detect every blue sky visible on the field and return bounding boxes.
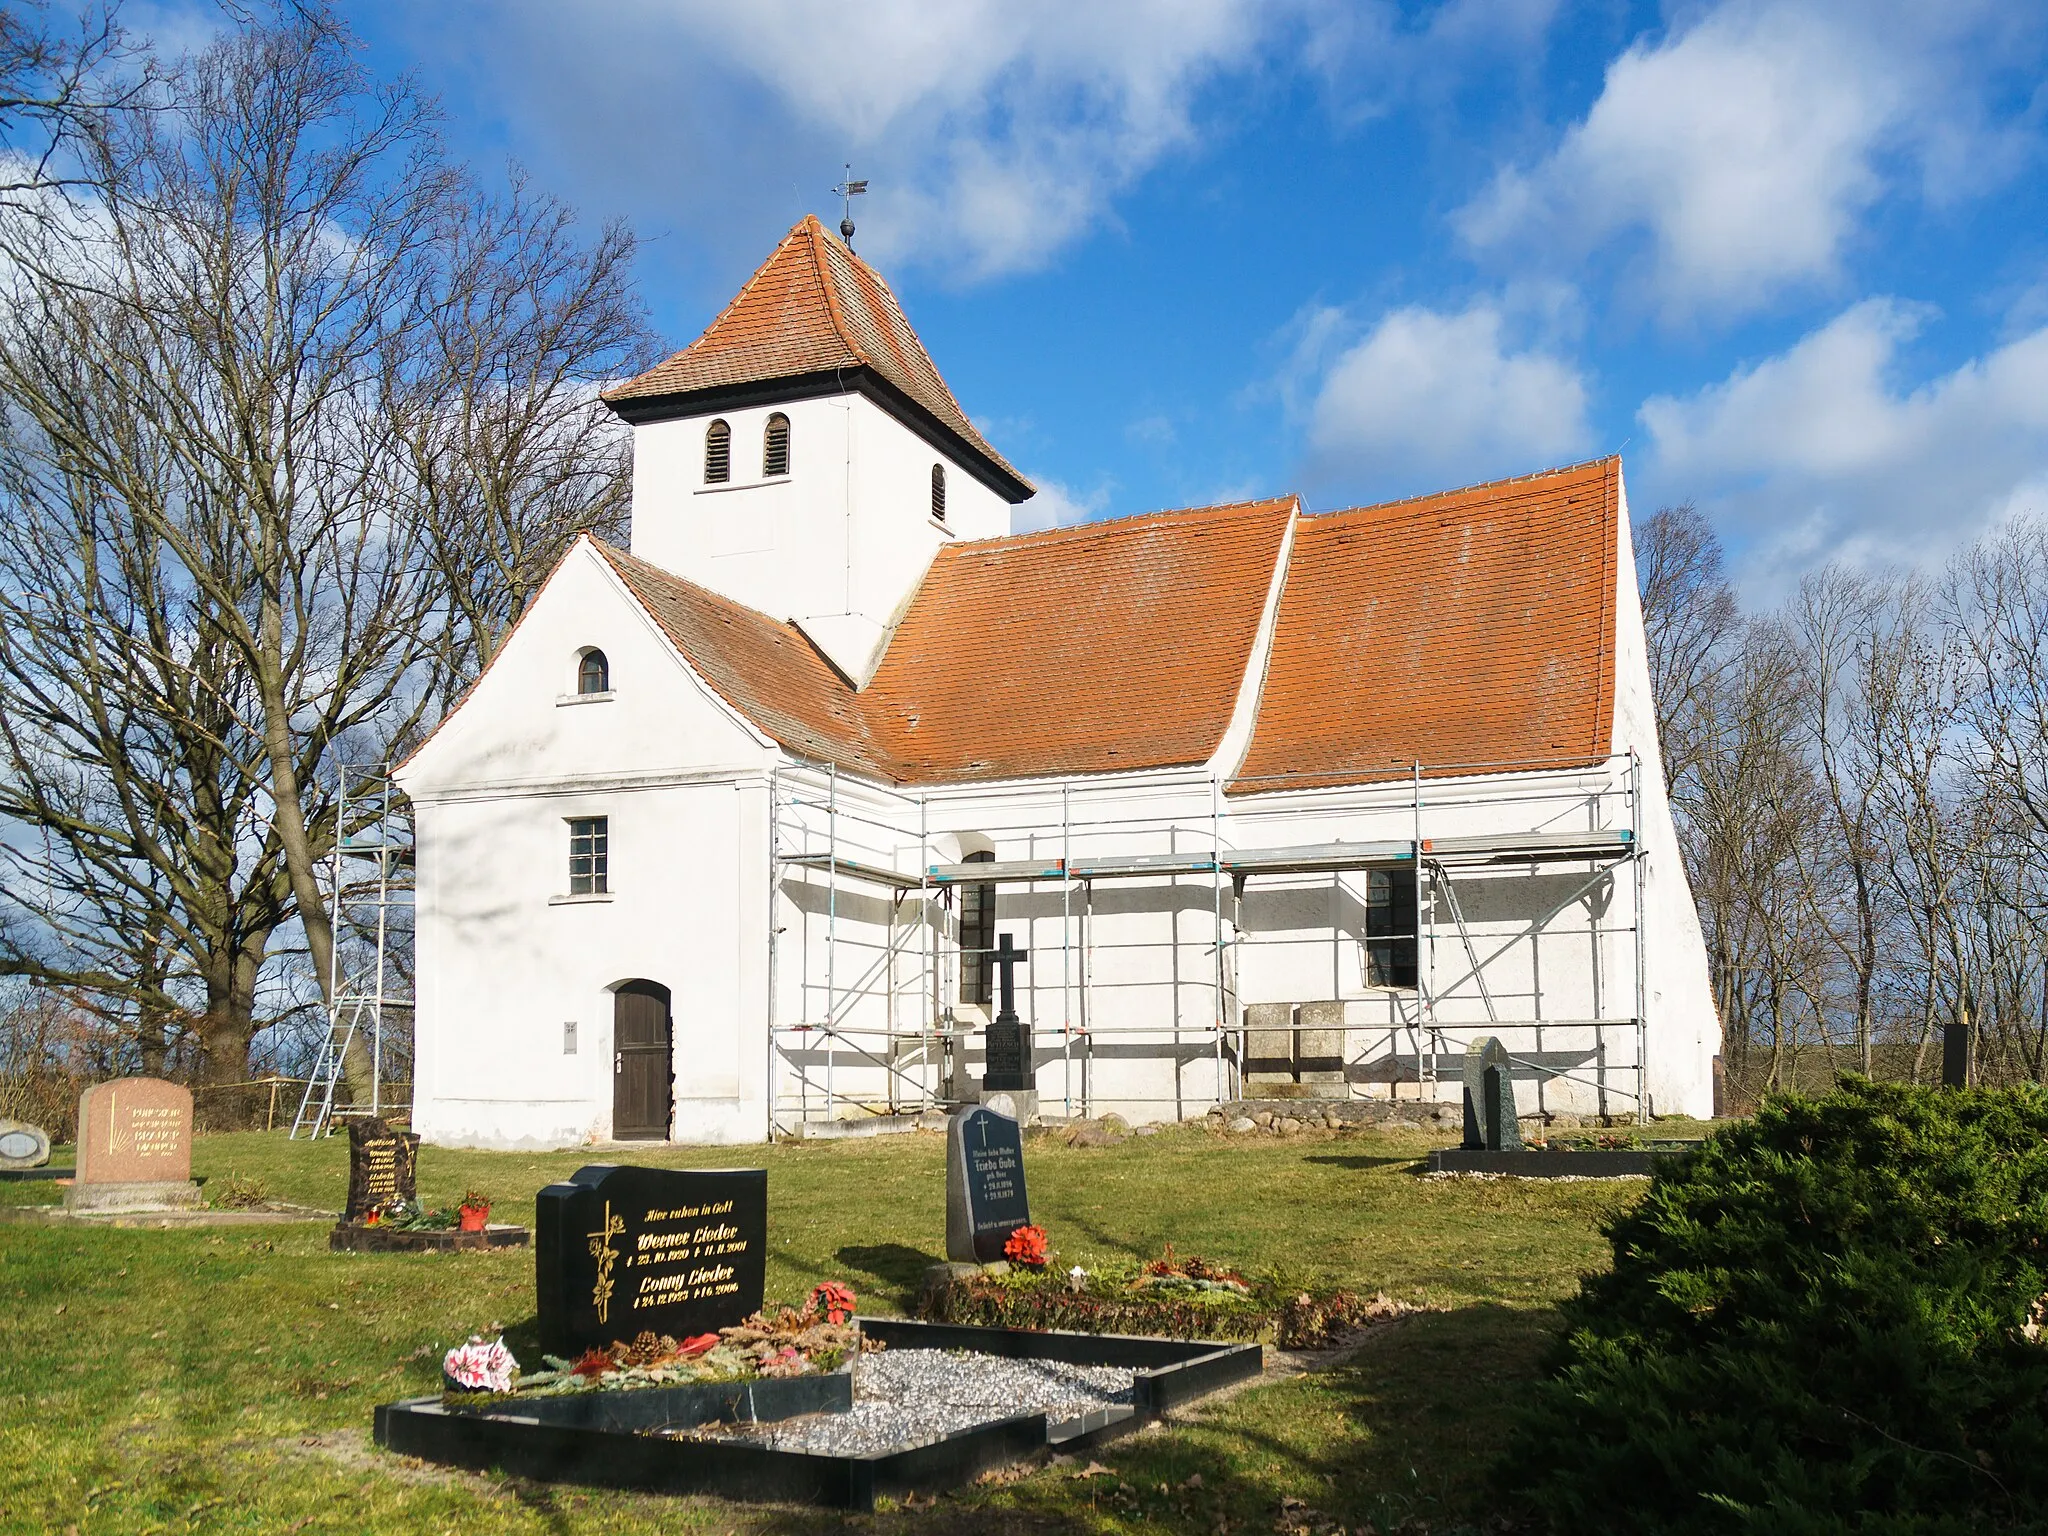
[173,2,2048,594]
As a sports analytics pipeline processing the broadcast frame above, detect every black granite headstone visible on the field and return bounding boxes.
[343,1117,420,1221]
[1460,1037,1523,1152]
[945,1106,1031,1263]
[535,1164,767,1357]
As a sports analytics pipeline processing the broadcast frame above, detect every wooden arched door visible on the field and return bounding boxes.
[613,980,673,1140]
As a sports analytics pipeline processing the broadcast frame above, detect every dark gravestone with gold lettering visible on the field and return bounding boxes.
[535,1165,767,1357]
[343,1117,421,1222]
[945,1105,1031,1263]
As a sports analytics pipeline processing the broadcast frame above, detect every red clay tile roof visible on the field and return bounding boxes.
[1229,458,1620,793]
[861,499,1296,781]
[594,542,894,779]
[596,499,1294,785]
[602,216,1030,496]
[570,461,1621,792]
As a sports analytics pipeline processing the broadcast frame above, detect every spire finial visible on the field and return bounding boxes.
[832,164,868,248]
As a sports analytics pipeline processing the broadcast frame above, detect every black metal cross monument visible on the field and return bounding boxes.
[981,933,1032,1091]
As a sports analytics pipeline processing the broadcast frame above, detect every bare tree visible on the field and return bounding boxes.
[1635,501,1738,800]
[401,170,651,691]
[1684,617,1825,1084]
[0,327,302,1081]
[1786,566,1899,1074]
[0,10,652,1092]
[0,1,146,208]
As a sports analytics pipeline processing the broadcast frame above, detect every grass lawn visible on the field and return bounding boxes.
[0,1122,1654,1534]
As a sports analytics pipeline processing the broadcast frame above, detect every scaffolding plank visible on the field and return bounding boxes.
[1422,828,1632,864]
[781,853,926,890]
[927,858,1067,884]
[1221,840,1414,876]
[1069,851,1220,878]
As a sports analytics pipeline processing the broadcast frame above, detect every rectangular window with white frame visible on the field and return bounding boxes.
[568,816,609,895]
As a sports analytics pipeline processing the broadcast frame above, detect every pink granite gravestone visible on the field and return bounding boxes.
[64,1078,202,1211]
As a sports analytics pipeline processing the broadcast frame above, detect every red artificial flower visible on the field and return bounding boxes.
[1004,1224,1049,1267]
[676,1333,721,1358]
[569,1348,614,1380]
[809,1281,858,1324]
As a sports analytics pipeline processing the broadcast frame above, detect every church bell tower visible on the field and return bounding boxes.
[601,216,1035,685]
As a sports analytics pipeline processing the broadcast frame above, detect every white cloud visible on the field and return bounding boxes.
[395,0,1593,286]
[1639,298,2048,584]
[419,0,1302,284]
[1010,475,1111,534]
[1459,0,2044,321]
[1304,304,1591,492]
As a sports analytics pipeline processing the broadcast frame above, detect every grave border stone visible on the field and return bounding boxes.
[374,1319,1262,1512]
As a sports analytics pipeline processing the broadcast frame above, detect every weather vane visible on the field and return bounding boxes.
[833,164,868,248]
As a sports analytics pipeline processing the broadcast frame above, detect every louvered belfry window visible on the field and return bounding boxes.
[931,463,947,521]
[704,419,731,483]
[764,413,791,477]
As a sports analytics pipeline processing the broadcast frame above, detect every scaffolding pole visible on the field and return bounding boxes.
[764,753,1651,1129]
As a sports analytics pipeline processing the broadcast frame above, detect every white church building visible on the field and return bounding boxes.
[397,215,1718,1149]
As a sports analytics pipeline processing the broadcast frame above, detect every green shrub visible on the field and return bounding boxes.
[1498,1077,2048,1535]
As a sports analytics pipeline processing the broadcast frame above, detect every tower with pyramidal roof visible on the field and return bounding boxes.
[602,215,1036,686]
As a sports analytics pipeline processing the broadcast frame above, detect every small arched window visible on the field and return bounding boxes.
[577,648,610,695]
[763,413,790,477]
[704,419,731,484]
[930,463,947,522]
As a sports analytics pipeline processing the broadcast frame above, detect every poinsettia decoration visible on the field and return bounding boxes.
[443,1335,518,1392]
[1004,1224,1049,1267]
[809,1281,858,1324]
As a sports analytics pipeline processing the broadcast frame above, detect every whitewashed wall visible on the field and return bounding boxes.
[404,464,1717,1148]
[628,392,1012,682]
[400,543,779,1148]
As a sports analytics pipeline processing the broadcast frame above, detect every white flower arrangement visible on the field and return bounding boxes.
[443,1334,518,1392]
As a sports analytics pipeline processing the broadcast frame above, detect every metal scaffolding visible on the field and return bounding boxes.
[766,752,1652,1132]
[292,764,415,1139]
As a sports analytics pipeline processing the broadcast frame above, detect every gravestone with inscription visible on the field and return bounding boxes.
[343,1117,421,1222]
[1460,1036,1524,1152]
[945,1104,1031,1263]
[535,1164,768,1357]
[64,1077,202,1211]
[0,1119,51,1170]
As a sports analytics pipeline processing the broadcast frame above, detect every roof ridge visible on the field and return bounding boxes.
[1309,455,1618,522]
[683,216,838,374]
[831,238,978,425]
[596,537,811,638]
[805,217,869,372]
[949,495,1299,551]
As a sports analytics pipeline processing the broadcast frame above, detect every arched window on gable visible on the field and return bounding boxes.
[704,419,731,483]
[930,463,947,522]
[577,648,610,695]
[763,413,791,477]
